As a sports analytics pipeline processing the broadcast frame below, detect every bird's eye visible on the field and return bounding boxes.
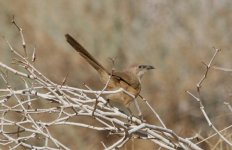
[138,65,142,69]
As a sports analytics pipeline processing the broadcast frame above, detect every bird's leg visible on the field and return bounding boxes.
[137,95,148,122]
[104,99,111,107]
[126,107,134,123]
[134,99,145,122]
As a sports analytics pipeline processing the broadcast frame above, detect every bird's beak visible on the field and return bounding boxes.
[147,65,155,70]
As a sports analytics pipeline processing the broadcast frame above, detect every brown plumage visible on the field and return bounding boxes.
[65,34,154,112]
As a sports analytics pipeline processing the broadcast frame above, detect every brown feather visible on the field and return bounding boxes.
[65,34,109,75]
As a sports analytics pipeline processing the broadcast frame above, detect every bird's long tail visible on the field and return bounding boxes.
[65,34,110,76]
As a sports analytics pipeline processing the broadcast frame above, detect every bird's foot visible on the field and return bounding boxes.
[138,115,146,123]
[127,115,134,123]
[104,99,111,107]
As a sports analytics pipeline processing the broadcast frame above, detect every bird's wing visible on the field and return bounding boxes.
[112,71,140,88]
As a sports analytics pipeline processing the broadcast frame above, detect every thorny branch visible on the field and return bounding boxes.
[196,47,221,93]
[186,48,232,147]
[0,19,204,150]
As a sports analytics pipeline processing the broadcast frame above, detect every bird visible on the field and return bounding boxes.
[65,34,154,115]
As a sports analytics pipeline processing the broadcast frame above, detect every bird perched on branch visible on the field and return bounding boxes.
[65,34,154,115]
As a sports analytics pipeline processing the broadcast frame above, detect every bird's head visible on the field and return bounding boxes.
[131,65,155,80]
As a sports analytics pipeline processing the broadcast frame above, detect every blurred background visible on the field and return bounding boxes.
[0,0,232,149]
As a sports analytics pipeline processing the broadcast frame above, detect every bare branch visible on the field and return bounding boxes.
[0,18,205,150]
[187,48,232,147]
